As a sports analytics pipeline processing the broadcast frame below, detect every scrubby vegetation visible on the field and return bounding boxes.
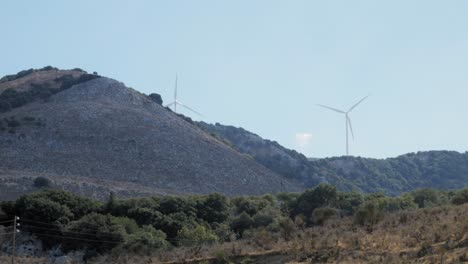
[0,185,467,262]
[198,123,468,196]
[33,177,53,188]
[0,68,101,113]
[0,66,59,84]
[148,93,163,105]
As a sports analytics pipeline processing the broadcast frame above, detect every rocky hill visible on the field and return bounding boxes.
[199,123,468,195]
[0,67,298,199]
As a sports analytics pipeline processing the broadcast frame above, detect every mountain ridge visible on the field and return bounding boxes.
[199,122,468,195]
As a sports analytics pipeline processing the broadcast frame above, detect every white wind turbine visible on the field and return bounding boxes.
[318,96,369,156]
[165,74,203,117]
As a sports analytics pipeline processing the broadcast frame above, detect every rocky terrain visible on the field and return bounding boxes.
[0,68,298,199]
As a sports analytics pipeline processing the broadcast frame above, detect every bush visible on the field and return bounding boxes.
[354,201,383,226]
[451,188,468,205]
[410,188,442,208]
[33,177,52,188]
[63,213,129,254]
[196,193,230,224]
[252,213,274,228]
[148,93,163,105]
[230,212,253,236]
[177,224,218,246]
[119,225,168,254]
[6,119,20,128]
[290,184,338,225]
[232,196,271,216]
[278,217,295,241]
[336,191,364,214]
[311,207,337,225]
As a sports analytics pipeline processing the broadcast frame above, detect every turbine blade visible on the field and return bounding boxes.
[317,104,346,114]
[347,95,369,112]
[179,102,203,117]
[165,102,175,108]
[347,116,354,140]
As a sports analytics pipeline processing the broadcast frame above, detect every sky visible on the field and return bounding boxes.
[1,0,468,158]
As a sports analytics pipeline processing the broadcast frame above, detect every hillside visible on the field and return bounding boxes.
[0,67,298,199]
[199,123,468,195]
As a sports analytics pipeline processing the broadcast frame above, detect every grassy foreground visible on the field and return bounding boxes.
[93,203,467,264]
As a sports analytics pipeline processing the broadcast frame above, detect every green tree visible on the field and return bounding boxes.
[409,188,441,208]
[177,224,218,246]
[33,177,52,188]
[148,93,163,105]
[63,213,130,255]
[230,212,253,236]
[451,188,468,205]
[119,225,168,254]
[290,184,338,225]
[196,193,230,224]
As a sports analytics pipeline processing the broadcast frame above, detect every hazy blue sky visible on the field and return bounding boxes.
[2,1,468,158]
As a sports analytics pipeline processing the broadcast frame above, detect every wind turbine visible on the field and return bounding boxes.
[165,74,203,117]
[318,96,369,156]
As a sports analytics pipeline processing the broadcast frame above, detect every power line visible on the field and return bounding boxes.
[27,233,122,244]
[20,219,122,234]
[0,220,14,225]
[21,225,122,239]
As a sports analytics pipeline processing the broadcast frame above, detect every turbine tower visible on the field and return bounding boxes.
[318,96,369,156]
[165,74,202,117]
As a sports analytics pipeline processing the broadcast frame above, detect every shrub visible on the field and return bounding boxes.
[196,193,230,224]
[119,225,168,254]
[290,184,338,225]
[232,196,271,216]
[33,177,52,188]
[336,191,364,214]
[62,213,129,256]
[311,207,337,225]
[23,116,35,122]
[148,93,163,105]
[6,119,20,128]
[278,217,295,241]
[252,213,274,228]
[410,188,442,208]
[451,188,468,205]
[230,212,253,236]
[354,201,383,226]
[177,224,218,246]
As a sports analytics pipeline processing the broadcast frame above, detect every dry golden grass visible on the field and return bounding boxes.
[0,70,83,93]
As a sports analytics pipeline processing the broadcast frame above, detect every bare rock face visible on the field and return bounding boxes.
[0,70,298,197]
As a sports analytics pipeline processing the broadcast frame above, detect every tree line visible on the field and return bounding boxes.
[0,185,467,259]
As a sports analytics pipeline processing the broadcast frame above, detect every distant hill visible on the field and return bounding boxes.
[199,123,468,195]
[1,67,466,200]
[0,67,298,199]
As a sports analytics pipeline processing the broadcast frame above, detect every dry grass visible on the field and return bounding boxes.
[4,204,466,264]
[92,204,467,264]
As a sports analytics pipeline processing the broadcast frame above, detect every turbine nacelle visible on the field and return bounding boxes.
[164,74,203,117]
[318,95,369,156]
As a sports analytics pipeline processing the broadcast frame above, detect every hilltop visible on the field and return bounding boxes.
[0,67,298,199]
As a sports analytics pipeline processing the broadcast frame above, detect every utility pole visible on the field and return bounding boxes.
[11,216,19,264]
